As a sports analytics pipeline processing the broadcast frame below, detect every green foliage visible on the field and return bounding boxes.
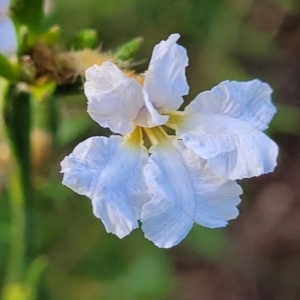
[114,37,144,61]
[3,88,31,191]
[0,54,19,81]
[12,0,44,34]
[70,29,98,50]
[104,253,173,300]
[269,104,300,136]
[183,226,227,260]
[39,26,62,46]
[56,114,95,146]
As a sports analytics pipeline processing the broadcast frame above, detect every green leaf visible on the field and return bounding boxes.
[40,25,62,46]
[71,29,98,50]
[12,0,44,34]
[114,37,144,61]
[0,54,19,81]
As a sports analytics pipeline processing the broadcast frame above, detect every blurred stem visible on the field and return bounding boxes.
[31,93,57,174]
[4,159,26,288]
[32,96,57,133]
[4,89,31,191]
[2,86,31,298]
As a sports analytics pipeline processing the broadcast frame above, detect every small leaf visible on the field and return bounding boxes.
[0,53,19,81]
[71,29,98,50]
[40,25,61,46]
[114,37,143,61]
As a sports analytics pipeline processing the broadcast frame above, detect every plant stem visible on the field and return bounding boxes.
[5,157,26,284]
[2,86,31,299]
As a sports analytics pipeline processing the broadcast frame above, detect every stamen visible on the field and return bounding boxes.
[124,126,143,147]
[124,71,145,86]
[143,126,169,146]
[142,127,158,146]
[166,111,185,129]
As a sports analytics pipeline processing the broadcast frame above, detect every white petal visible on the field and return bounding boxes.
[135,91,169,128]
[85,62,145,135]
[176,141,242,228]
[61,135,150,238]
[0,18,17,56]
[141,138,241,248]
[186,79,276,131]
[177,113,278,180]
[144,33,189,113]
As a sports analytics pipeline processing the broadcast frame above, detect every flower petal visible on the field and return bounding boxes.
[177,113,278,180]
[144,33,189,114]
[0,18,17,56]
[141,137,241,248]
[61,134,150,238]
[185,79,276,131]
[176,141,242,228]
[135,91,169,128]
[85,62,145,134]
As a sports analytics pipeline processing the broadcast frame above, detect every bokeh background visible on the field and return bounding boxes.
[2,0,300,299]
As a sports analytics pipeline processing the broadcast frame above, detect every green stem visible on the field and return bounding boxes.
[2,86,31,298]
[5,158,26,285]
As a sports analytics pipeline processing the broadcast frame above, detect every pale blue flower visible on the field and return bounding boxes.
[0,0,17,57]
[61,34,278,248]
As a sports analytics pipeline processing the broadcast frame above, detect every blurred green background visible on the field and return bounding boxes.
[2,0,300,299]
